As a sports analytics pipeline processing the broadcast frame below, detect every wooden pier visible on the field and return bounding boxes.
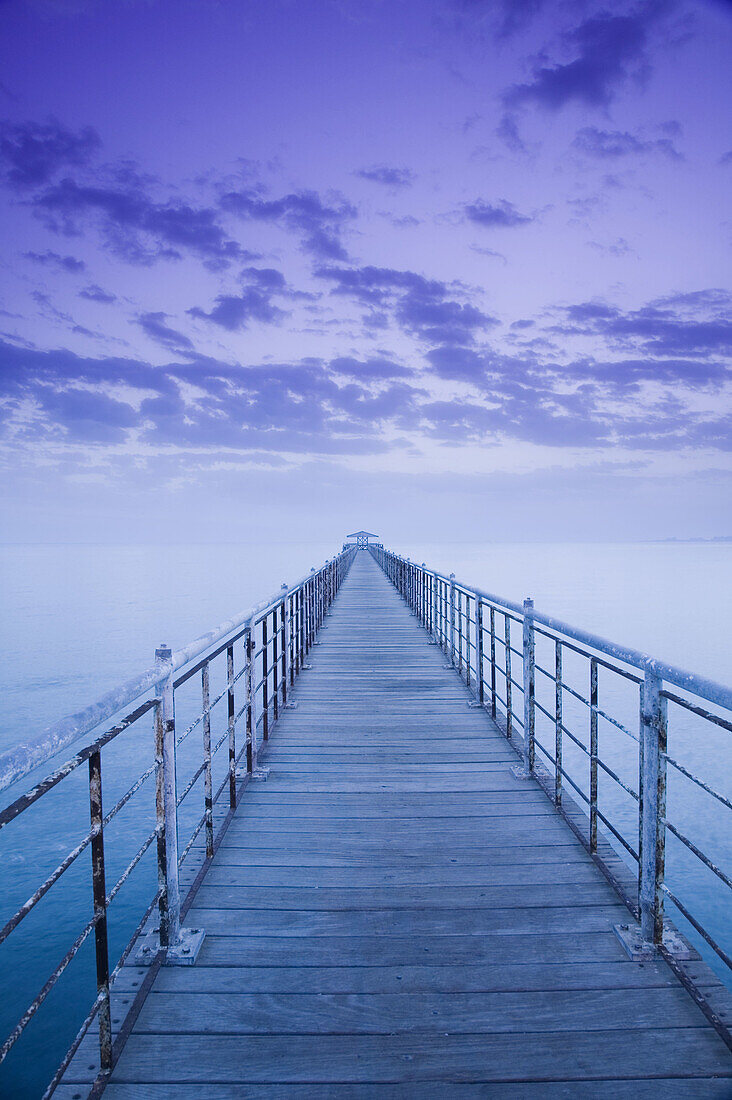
[56,550,732,1097]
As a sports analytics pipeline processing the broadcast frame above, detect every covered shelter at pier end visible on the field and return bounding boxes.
[346,530,380,549]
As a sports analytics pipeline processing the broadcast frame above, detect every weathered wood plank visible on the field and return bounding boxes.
[193,931,632,967]
[196,862,608,887]
[89,1030,732,1083]
[191,883,618,910]
[186,904,627,936]
[62,1082,732,1099]
[148,960,680,995]
[135,987,710,1035]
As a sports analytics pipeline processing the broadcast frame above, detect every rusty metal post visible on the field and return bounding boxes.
[449,573,456,665]
[476,598,484,704]
[521,599,535,774]
[154,644,180,947]
[308,571,316,649]
[262,616,269,741]
[281,586,289,702]
[589,658,598,852]
[202,663,214,857]
[555,641,563,806]
[247,621,258,771]
[88,749,112,1070]
[227,644,236,806]
[272,608,280,722]
[145,645,204,966]
[505,617,512,738]
[490,606,497,718]
[639,669,667,945]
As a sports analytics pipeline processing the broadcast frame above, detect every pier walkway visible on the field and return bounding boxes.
[59,550,731,1096]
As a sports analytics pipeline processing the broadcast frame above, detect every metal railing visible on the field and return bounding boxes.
[371,545,732,975]
[0,547,354,1094]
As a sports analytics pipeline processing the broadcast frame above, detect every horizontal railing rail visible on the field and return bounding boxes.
[0,546,355,1095]
[370,545,732,979]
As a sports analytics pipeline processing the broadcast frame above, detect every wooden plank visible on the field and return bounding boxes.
[194,931,629,967]
[63,1081,732,1099]
[148,959,680,995]
[191,883,618,910]
[134,987,710,1035]
[197,862,608,887]
[186,905,627,936]
[86,1030,732,1083]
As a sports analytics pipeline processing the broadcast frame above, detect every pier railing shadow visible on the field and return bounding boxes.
[0,547,355,1096]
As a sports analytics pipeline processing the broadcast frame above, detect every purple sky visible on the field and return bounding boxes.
[0,0,730,544]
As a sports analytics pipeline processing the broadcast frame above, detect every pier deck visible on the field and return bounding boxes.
[60,551,731,1096]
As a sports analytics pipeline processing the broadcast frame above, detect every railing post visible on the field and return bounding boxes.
[555,641,563,806]
[149,646,204,963]
[247,620,258,771]
[431,572,438,640]
[154,644,180,948]
[262,615,269,741]
[476,598,484,704]
[589,658,598,852]
[281,585,290,698]
[88,749,112,1071]
[489,606,497,718]
[449,573,456,665]
[639,669,667,945]
[521,599,535,774]
[202,663,214,856]
[227,644,236,806]
[505,617,512,738]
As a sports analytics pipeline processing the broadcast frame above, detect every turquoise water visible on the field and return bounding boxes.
[0,541,730,1097]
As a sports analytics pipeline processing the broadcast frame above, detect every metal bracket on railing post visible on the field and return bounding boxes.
[511,599,535,779]
[135,644,204,967]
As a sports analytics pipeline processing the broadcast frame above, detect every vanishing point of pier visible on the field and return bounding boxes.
[1,537,731,1096]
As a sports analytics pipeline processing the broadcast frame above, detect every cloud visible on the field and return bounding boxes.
[355,165,415,188]
[495,114,527,154]
[220,187,355,261]
[505,11,651,111]
[78,284,116,303]
[137,311,194,351]
[0,118,100,190]
[24,249,86,273]
[573,126,683,160]
[587,237,634,257]
[557,290,732,358]
[188,290,287,332]
[719,150,732,167]
[0,340,426,459]
[314,263,497,344]
[464,198,533,227]
[187,266,291,332]
[32,176,245,268]
[470,245,508,264]
[330,355,414,381]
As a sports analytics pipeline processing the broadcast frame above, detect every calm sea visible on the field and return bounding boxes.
[0,541,730,1096]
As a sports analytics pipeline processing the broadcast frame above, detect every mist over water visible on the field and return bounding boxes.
[0,540,730,1096]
